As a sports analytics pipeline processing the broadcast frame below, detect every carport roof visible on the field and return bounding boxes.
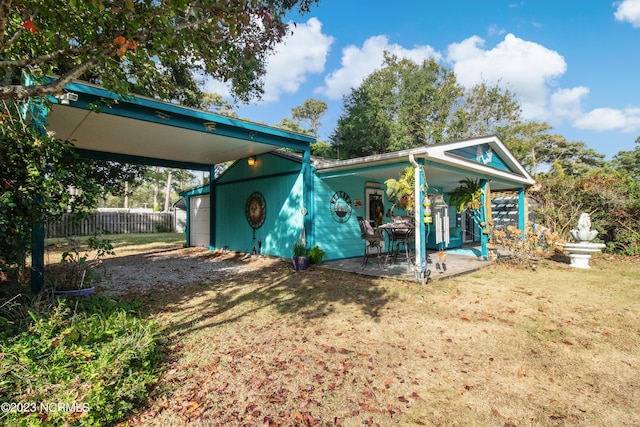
[45,81,315,171]
[314,136,535,192]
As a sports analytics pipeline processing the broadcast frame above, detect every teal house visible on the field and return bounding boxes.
[34,80,534,291]
[180,136,535,262]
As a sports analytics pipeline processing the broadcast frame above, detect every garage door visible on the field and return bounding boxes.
[189,195,210,247]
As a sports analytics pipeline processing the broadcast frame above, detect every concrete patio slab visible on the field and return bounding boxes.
[321,247,492,283]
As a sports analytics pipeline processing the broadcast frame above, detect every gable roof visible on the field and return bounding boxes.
[314,135,535,192]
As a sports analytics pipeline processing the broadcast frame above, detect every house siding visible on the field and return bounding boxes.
[215,153,304,258]
[313,175,390,261]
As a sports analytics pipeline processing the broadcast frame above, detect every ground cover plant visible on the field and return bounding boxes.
[116,251,639,426]
[0,297,161,426]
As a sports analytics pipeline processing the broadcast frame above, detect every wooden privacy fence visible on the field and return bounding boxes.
[46,212,174,237]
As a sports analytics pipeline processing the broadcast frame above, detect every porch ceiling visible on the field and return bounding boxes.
[318,162,517,193]
[45,80,314,171]
[314,138,534,193]
[341,162,521,193]
[47,105,281,169]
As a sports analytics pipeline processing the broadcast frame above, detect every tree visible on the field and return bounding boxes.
[275,117,309,135]
[1,0,319,289]
[291,98,327,138]
[611,136,640,179]
[332,54,464,158]
[202,93,238,117]
[1,0,320,102]
[1,104,115,272]
[538,138,605,176]
[450,81,522,142]
[530,169,640,255]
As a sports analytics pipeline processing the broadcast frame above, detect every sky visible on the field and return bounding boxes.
[205,0,640,160]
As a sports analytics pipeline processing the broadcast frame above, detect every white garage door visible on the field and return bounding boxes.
[189,195,210,248]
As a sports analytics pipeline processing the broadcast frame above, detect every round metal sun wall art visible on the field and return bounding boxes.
[330,190,352,223]
[245,192,266,229]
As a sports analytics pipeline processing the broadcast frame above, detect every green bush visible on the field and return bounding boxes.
[307,245,326,265]
[0,297,161,426]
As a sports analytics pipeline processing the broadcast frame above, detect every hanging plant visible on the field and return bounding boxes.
[449,178,483,213]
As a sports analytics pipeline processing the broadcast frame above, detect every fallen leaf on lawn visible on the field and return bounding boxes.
[491,407,505,419]
[410,391,427,402]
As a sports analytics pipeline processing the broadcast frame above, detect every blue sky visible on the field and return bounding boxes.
[206,0,640,160]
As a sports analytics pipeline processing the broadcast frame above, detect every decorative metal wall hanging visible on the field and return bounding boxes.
[329,190,352,223]
[245,192,266,229]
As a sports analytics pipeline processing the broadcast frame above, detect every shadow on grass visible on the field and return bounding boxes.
[112,250,397,339]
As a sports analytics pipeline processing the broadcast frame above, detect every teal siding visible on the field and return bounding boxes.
[313,175,390,261]
[218,153,301,184]
[215,152,304,258]
[449,144,511,172]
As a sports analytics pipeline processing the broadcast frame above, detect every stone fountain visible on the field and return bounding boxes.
[561,213,605,269]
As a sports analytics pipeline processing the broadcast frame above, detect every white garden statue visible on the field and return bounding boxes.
[561,213,605,269]
[570,212,598,242]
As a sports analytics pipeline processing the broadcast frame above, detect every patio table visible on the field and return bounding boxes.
[378,221,415,266]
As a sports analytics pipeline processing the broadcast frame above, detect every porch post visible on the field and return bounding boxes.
[209,164,216,250]
[479,179,489,260]
[410,155,426,277]
[30,209,45,293]
[24,73,47,293]
[302,148,314,247]
[518,187,526,232]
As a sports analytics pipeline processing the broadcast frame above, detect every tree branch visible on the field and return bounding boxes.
[0,0,11,48]
[0,43,99,68]
[0,45,118,101]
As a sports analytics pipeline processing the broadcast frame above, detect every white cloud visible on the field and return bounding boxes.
[203,17,333,103]
[260,18,334,102]
[315,35,440,99]
[549,86,589,121]
[574,107,640,132]
[614,0,640,27]
[446,33,566,120]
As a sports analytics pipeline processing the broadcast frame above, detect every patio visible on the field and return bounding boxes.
[321,245,492,282]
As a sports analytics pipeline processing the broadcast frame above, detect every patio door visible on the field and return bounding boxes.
[365,188,385,227]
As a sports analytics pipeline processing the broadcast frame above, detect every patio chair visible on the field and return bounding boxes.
[390,216,414,266]
[357,216,385,268]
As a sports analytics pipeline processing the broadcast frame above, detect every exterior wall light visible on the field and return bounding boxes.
[247,156,256,166]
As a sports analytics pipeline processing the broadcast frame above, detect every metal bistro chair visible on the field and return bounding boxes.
[357,216,385,268]
[390,216,414,266]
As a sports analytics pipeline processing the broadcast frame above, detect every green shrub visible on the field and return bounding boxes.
[307,245,326,265]
[154,222,170,233]
[0,297,160,426]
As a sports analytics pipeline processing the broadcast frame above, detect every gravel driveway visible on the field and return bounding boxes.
[96,247,283,298]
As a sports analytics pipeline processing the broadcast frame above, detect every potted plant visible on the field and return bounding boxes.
[47,234,114,297]
[292,240,309,271]
[307,245,326,265]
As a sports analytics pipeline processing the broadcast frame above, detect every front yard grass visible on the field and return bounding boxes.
[124,255,640,426]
